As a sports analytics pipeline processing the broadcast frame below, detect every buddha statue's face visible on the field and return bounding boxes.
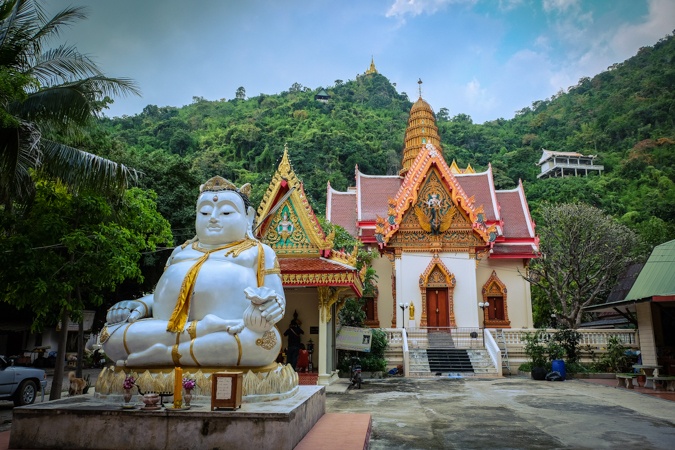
[195,190,251,245]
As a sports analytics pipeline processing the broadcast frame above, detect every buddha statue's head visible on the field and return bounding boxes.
[196,176,256,245]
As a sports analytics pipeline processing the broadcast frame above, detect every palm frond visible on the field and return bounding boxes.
[40,139,140,196]
[28,45,102,86]
[14,76,140,126]
[0,118,41,206]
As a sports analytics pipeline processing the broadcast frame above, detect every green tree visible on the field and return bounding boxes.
[0,0,140,209]
[521,203,642,328]
[0,179,172,399]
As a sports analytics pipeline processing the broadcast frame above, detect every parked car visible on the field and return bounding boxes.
[0,355,47,406]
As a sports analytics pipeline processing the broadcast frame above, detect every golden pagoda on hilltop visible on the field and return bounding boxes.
[365,56,378,75]
[400,79,442,176]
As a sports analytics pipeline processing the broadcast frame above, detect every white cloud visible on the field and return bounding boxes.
[498,0,525,11]
[462,77,497,113]
[611,0,675,57]
[542,0,580,14]
[386,0,475,19]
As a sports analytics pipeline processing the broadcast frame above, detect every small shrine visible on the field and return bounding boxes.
[256,146,363,385]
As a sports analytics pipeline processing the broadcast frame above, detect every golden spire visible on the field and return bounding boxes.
[366,56,377,75]
[399,81,442,177]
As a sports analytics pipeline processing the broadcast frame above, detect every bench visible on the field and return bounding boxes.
[647,376,675,392]
[615,373,638,389]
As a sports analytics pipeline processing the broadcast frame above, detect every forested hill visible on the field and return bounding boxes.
[91,33,675,248]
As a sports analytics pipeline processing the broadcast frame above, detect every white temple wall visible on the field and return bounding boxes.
[397,252,479,328]
[477,259,534,329]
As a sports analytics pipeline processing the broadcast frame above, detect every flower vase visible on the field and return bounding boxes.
[184,390,193,407]
[123,389,132,404]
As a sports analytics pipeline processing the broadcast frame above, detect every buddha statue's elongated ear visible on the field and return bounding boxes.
[246,206,257,239]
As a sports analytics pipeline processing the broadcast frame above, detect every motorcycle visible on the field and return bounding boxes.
[350,356,362,389]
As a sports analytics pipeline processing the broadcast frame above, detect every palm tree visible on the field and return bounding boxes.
[0,0,141,210]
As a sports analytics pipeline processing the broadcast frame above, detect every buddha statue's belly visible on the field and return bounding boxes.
[153,257,257,321]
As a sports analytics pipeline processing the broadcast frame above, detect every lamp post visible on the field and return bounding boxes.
[478,301,489,346]
[399,302,409,330]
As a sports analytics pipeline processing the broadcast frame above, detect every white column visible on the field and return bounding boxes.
[317,317,331,384]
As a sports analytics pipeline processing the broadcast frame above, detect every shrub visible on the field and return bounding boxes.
[598,336,631,372]
[523,330,548,368]
[552,329,582,364]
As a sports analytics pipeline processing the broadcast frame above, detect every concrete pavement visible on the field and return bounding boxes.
[326,376,675,449]
[3,375,675,449]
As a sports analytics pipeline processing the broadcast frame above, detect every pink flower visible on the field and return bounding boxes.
[182,378,196,390]
[123,375,135,390]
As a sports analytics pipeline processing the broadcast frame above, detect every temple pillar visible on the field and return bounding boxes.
[316,286,342,385]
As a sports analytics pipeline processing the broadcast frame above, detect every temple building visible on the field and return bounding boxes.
[256,147,363,385]
[326,92,539,333]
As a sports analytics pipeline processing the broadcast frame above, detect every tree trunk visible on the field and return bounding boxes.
[76,287,84,378]
[50,307,70,400]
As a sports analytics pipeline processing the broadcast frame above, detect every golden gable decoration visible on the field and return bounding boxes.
[256,146,333,256]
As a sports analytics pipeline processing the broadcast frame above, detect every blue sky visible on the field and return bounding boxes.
[47,0,675,123]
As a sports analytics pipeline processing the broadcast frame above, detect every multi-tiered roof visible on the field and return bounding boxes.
[327,95,538,259]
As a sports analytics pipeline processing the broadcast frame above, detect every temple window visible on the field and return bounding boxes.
[481,271,511,328]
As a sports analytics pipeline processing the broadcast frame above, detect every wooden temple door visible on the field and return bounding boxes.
[426,288,449,329]
[488,295,505,321]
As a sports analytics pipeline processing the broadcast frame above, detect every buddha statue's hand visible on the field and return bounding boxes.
[106,299,151,324]
[244,287,284,326]
[200,314,245,335]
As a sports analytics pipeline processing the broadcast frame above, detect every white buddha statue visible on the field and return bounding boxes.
[101,176,285,368]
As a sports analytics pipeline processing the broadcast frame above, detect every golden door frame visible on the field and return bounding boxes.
[418,255,456,327]
[481,270,511,328]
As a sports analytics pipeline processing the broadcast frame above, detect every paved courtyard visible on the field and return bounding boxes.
[2,374,675,449]
[326,377,675,449]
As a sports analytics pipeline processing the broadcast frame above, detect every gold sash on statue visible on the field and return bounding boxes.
[166,238,259,332]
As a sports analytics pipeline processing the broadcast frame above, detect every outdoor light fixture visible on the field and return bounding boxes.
[478,301,489,335]
[399,302,409,330]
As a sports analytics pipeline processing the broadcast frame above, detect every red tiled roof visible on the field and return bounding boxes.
[327,188,357,235]
[279,257,363,296]
[455,169,499,222]
[495,188,534,238]
[357,171,401,221]
[280,258,355,273]
[491,244,537,256]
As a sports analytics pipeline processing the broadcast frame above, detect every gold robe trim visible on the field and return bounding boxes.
[166,239,257,332]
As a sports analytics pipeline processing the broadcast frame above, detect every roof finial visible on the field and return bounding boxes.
[418,78,423,98]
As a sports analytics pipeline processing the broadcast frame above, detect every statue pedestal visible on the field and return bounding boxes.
[10,386,324,450]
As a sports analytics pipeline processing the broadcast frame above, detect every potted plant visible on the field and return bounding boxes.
[524,331,548,380]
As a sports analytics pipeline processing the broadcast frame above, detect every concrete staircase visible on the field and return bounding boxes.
[467,349,499,375]
[407,331,495,376]
[427,348,474,373]
[408,348,431,376]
